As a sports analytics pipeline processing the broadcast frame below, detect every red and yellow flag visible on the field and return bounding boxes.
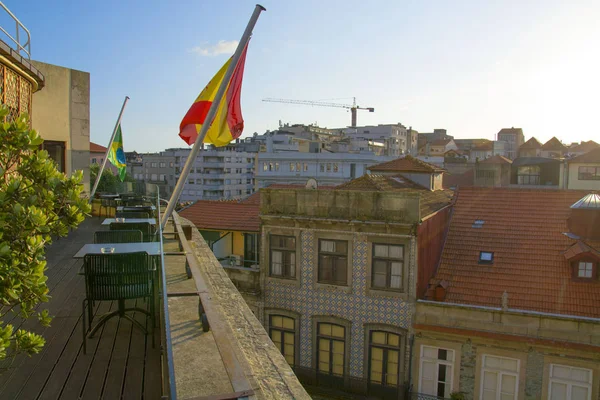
[179,44,248,147]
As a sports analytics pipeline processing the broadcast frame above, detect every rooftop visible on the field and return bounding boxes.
[519,137,542,150]
[90,142,107,153]
[179,201,260,232]
[335,174,454,217]
[569,140,600,154]
[568,147,600,163]
[368,155,445,173]
[479,155,512,164]
[541,136,567,151]
[427,187,600,318]
[497,127,523,136]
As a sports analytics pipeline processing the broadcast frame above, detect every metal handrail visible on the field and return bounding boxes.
[156,193,177,399]
[0,2,31,58]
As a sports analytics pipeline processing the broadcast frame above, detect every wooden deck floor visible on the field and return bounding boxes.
[0,217,162,400]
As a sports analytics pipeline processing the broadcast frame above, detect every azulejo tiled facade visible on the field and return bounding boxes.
[263,229,416,378]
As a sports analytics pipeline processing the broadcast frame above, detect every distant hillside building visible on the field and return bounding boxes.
[541,136,567,159]
[518,137,542,158]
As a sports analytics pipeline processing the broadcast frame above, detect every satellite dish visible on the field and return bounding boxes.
[305,178,318,190]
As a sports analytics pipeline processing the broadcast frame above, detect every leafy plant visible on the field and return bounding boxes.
[89,163,134,195]
[450,391,466,400]
[0,107,90,360]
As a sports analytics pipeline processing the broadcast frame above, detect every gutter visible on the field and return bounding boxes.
[417,299,600,323]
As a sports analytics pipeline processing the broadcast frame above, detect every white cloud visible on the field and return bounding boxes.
[190,40,238,57]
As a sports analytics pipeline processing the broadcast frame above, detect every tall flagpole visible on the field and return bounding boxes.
[89,95,130,201]
[161,4,266,230]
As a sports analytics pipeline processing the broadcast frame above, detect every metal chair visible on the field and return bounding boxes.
[82,252,154,353]
[115,211,150,219]
[110,222,153,242]
[123,198,144,207]
[94,230,143,244]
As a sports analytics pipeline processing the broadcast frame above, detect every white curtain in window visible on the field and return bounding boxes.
[272,251,282,275]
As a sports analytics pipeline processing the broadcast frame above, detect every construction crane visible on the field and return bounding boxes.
[262,97,374,128]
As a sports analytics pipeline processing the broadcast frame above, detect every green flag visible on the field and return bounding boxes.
[107,125,127,181]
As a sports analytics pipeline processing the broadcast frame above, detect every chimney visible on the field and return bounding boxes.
[434,280,449,301]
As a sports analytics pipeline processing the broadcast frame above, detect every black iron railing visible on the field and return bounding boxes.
[291,365,409,400]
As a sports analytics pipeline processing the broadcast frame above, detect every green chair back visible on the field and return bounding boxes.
[83,252,153,302]
[94,230,143,244]
[115,211,150,219]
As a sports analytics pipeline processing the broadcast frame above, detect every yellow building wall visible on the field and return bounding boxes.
[30,61,91,193]
[568,163,600,190]
[232,231,245,256]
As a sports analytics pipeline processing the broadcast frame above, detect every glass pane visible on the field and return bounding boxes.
[500,394,515,400]
[319,324,332,336]
[571,367,590,383]
[374,244,388,257]
[550,382,567,400]
[389,245,403,259]
[388,349,399,363]
[421,375,435,395]
[283,318,294,330]
[319,361,329,372]
[284,332,294,345]
[390,274,402,289]
[501,358,519,372]
[331,325,344,338]
[332,340,344,353]
[438,364,447,381]
[336,241,347,253]
[271,330,281,346]
[552,365,570,379]
[284,354,294,365]
[371,347,384,362]
[284,343,294,359]
[391,261,403,275]
[501,374,516,394]
[571,385,589,400]
[386,372,398,385]
[286,237,295,249]
[373,273,387,288]
[334,259,347,282]
[373,260,387,274]
[372,332,386,344]
[370,371,382,384]
[482,391,496,400]
[271,316,282,328]
[319,338,330,352]
[388,333,399,346]
[387,360,398,374]
[321,240,334,252]
[421,360,435,379]
[483,371,497,391]
[423,346,437,359]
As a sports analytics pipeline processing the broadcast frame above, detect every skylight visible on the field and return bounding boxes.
[472,219,485,228]
[479,251,494,264]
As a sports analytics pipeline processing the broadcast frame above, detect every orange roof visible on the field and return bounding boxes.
[179,201,260,232]
[368,155,445,173]
[541,137,566,151]
[428,187,600,318]
[569,140,600,154]
[90,142,107,153]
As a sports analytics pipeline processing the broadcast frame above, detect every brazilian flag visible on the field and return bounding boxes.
[107,125,127,181]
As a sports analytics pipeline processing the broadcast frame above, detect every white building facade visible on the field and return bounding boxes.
[256,152,395,188]
[342,124,417,156]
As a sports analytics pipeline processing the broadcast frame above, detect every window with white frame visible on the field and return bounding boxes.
[549,364,592,400]
[577,262,593,278]
[480,355,519,400]
[419,346,454,398]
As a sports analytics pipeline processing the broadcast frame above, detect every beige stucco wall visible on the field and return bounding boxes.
[567,162,600,190]
[30,61,90,193]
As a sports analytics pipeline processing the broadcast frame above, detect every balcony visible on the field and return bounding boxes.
[1,183,309,399]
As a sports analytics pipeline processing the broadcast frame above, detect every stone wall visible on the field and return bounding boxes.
[260,189,420,223]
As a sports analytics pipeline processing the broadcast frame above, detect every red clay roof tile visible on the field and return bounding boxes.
[368,155,445,173]
[428,187,600,318]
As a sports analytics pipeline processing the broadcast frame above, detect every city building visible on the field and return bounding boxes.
[162,144,256,202]
[419,129,454,148]
[259,164,453,398]
[560,147,600,190]
[474,155,512,187]
[541,136,567,159]
[256,152,395,188]
[511,157,561,187]
[341,123,415,156]
[129,152,176,198]
[469,142,493,162]
[368,155,446,190]
[90,142,118,175]
[414,187,600,400]
[567,140,600,157]
[497,127,525,159]
[518,137,543,158]
[419,139,458,157]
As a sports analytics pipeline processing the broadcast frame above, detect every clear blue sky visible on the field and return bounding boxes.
[6,0,600,152]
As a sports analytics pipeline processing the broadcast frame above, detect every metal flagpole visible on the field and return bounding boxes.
[89,95,130,201]
[161,4,266,230]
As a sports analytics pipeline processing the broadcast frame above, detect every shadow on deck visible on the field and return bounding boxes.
[0,217,161,400]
